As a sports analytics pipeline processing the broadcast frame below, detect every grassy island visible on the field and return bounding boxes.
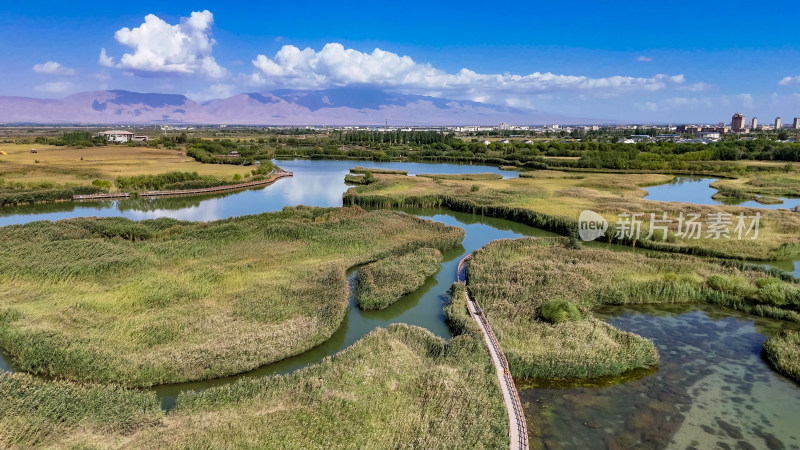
[343,170,800,261]
[356,247,442,310]
[0,206,464,386]
[466,237,800,381]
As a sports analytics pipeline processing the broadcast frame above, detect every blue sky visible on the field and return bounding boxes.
[2,0,799,123]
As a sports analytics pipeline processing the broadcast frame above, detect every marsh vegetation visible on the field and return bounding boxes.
[355,247,442,310]
[466,237,800,381]
[0,206,464,386]
[343,170,800,261]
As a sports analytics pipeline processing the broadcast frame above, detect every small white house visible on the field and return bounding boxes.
[98,130,135,143]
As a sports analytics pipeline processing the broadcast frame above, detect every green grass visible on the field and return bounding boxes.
[350,166,408,175]
[763,330,800,382]
[0,372,162,448]
[0,181,102,206]
[342,171,800,261]
[344,173,375,185]
[355,247,442,310]
[466,237,800,381]
[0,324,508,449]
[416,173,503,181]
[0,206,464,387]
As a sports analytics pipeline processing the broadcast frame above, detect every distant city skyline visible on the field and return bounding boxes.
[2,1,800,123]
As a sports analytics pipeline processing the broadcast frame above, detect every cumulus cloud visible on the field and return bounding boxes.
[32,61,76,75]
[99,10,227,79]
[637,56,653,62]
[779,75,800,86]
[679,82,712,92]
[35,81,72,93]
[245,43,686,106]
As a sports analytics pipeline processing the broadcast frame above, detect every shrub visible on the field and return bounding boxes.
[707,274,755,296]
[540,299,583,324]
[759,283,788,306]
[471,184,480,192]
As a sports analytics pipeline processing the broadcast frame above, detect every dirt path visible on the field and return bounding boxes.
[457,255,528,450]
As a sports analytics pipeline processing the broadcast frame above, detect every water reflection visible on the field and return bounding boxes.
[645,176,800,210]
[0,159,516,227]
[150,208,555,409]
[523,304,800,449]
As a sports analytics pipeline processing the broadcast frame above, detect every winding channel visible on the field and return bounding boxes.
[1,159,800,447]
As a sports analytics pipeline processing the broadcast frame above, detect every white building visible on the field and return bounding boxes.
[98,130,135,143]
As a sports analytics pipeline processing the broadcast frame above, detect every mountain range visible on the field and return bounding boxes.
[0,87,588,125]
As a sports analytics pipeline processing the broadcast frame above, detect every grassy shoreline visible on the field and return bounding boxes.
[466,237,800,382]
[356,248,442,310]
[343,171,800,261]
[0,323,508,448]
[0,206,464,387]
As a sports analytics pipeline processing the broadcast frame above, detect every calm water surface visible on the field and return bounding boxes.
[645,176,800,210]
[0,159,516,227]
[1,159,799,433]
[523,304,800,450]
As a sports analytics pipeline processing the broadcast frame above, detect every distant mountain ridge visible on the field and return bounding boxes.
[0,87,589,125]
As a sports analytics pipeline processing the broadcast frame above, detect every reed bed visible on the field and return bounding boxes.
[416,173,503,181]
[466,237,800,381]
[763,330,800,382]
[343,172,800,261]
[0,206,464,387]
[350,166,408,175]
[0,372,162,448]
[355,248,442,310]
[0,324,507,448]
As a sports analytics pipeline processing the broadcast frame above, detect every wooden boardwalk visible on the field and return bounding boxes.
[73,171,292,201]
[72,192,130,200]
[139,172,292,198]
[457,255,529,450]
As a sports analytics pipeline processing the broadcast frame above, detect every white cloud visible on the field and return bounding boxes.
[100,10,227,79]
[779,75,800,86]
[186,83,236,102]
[636,101,659,112]
[32,61,76,75]
[246,43,686,106]
[637,56,653,62]
[98,48,115,67]
[35,81,72,93]
[93,71,112,81]
[679,82,712,92]
[664,97,713,108]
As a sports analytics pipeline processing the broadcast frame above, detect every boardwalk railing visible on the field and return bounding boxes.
[457,254,529,450]
[73,171,292,201]
[73,192,131,200]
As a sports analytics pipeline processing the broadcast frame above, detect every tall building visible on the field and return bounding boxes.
[750,117,758,130]
[775,117,782,130]
[731,113,746,132]
[794,117,800,129]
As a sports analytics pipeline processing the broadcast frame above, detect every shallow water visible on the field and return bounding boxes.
[0,159,517,227]
[644,176,800,210]
[1,159,799,430]
[522,304,800,450]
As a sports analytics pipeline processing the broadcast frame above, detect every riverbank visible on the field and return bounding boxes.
[0,325,508,448]
[465,237,800,381]
[0,206,464,386]
[343,170,800,261]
